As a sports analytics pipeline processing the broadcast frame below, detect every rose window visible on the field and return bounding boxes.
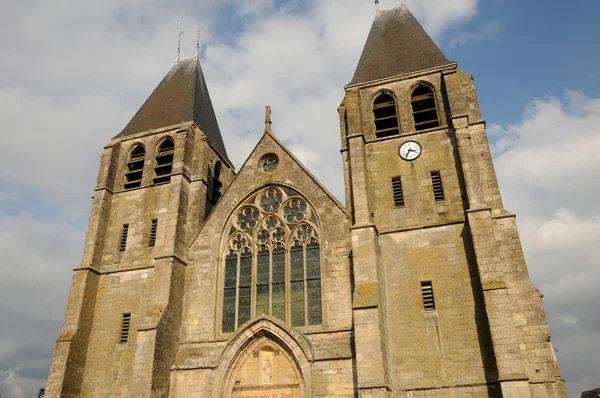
[296,225,313,242]
[262,156,279,172]
[283,199,307,223]
[237,207,260,230]
[232,235,248,250]
[257,230,269,245]
[265,216,279,230]
[260,189,283,213]
[272,227,285,242]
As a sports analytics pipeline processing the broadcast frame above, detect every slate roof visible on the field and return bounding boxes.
[582,389,600,398]
[348,5,452,87]
[115,58,230,162]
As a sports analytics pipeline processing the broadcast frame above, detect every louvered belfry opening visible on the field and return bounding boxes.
[411,85,440,131]
[149,219,158,247]
[373,93,400,138]
[120,313,131,343]
[421,282,435,311]
[430,171,445,202]
[120,224,129,252]
[392,176,405,207]
[124,145,145,189]
[153,138,175,184]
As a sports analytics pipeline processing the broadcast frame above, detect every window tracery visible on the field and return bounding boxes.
[222,186,323,333]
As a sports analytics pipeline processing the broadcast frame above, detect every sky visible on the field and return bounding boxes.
[0,0,598,396]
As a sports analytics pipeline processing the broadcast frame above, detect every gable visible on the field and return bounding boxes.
[190,130,350,250]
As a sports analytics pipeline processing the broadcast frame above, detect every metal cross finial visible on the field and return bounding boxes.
[176,17,184,62]
[195,27,204,59]
[375,0,380,12]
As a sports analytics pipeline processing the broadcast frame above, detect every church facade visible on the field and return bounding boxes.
[46,4,567,398]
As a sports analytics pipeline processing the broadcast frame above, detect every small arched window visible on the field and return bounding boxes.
[153,138,175,184]
[222,187,323,333]
[373,93,400,138]
[212,161,223,202]
[124,144,145,189]
[411,85,440,131]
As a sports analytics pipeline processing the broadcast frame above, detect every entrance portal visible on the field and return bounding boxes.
[230,344,301,398]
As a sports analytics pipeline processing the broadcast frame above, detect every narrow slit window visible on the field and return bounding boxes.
[421,282,435,311]
[392,176,405,207]
[290,240,305,327]
[373,93,400,138]
[120,313,131,343]
[124,145,145,189]
[430,171,445,202]
[238,248,252,327]
[149,219,158,247]
[306,239,322,326]
[222,251,237,333]
[153,138,175,184]
[120,224,129,252]
[211,161,223,205]
[411,85,440,131]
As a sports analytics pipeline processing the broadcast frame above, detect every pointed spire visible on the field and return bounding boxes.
[348,4,452,86]
[116,58,230,162]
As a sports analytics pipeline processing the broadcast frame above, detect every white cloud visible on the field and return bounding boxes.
[448,21,501,49]
[493,91,600,396]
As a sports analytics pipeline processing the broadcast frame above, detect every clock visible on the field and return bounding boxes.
[399,141,422,161]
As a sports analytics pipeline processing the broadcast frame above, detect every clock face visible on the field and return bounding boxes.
[399,141,422,161]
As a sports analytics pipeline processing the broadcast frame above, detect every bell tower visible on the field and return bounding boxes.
[340,3,567,397]
[46,57,235,397]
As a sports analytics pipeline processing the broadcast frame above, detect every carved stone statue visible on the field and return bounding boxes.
[265,106,272,125]
[263,357,272,383]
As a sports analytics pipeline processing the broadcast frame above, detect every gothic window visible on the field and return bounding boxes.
[411,85,440,131]
[211,161,223,203]
[373,93,400,138]
[153,137,175,184]
[124,144,145,189]
[221,186,323,333]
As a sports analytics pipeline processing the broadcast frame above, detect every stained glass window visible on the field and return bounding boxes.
[221,186,323,333]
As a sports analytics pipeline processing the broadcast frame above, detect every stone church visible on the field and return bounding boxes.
[46,3,567,397]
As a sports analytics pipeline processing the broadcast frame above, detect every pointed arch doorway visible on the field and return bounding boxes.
[230,341,301,398]
[217,319,312,398]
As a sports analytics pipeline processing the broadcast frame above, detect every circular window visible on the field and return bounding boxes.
[260,153,279,172]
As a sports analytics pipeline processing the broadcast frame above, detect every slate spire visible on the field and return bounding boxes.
[348,5,452,87]
[116,57,230,162]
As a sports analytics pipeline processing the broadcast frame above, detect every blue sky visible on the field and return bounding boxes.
[0,0,599,396]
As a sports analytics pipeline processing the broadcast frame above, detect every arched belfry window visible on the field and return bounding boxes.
[153,137,175,184]
[373,93,400,138]
[222,186,323,333]
[124,144,145,189]
[411,85,440,131]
